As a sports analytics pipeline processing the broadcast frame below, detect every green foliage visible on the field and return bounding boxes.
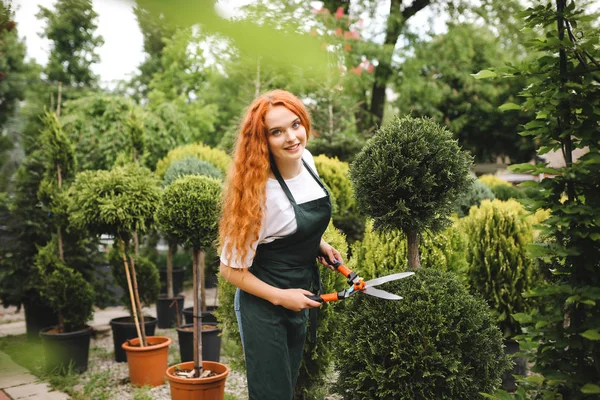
[348,219,469,281]
[313,154,355,217]
[489,184,525,201]
[478,175,512,188]
[475,2,600,396]
[162,156,222,187]
[60,93,191,171]
[453,178,495,217]
[36,0,103,87]
[68,163,160,241]
[350,115,473,234]
[155,143,231,179]
[108,245,159,313]
[156,175,221,250]
[296,223,348,399]
[333,268,511,399]
[36,239,94,332]
[461,199,538,338]
[393,23,535,163]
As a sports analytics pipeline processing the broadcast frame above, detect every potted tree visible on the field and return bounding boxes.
[34,111,95,374]
[350,115,472,269]
[157,175,229,398]
[69,163,172,386]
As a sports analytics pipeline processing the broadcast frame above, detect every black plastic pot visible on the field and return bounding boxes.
[109,316,158,362]
[502,339,528,392]
[176,323,222,362]
[182,306,218,325]
[39,325,93,374]
[24,297,59,341]
[156,295,185,329]
[158,267,186,296]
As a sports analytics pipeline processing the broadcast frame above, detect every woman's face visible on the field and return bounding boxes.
[264,105,307,165]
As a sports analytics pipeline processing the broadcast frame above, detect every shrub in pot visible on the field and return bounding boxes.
[350,116,472,269]
[333,268,511,399]
[157,174,229,393]
[460,199,541,389]
[36,239,95,374]
[69,163,171,381]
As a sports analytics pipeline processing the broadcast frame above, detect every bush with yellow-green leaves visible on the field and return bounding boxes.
[155,143,231,178]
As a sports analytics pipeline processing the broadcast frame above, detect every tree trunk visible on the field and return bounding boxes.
[369,0,431,125]
[199,250,206,313]
[167,242,175,299]
[407,229,421,269]
[193,248,203,376]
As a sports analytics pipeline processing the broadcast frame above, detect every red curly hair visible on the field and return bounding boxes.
[219,89,312,266]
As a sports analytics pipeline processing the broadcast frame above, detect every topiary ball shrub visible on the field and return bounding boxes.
[333,268,510,400]
[163,156,222,187]
[350,115,472,234]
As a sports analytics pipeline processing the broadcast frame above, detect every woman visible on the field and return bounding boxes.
[219,89,343,400]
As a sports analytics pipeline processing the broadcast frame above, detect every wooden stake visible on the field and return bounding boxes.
[129,253,146,345]
[119,238,143,346]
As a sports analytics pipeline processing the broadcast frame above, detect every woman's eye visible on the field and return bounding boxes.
[292,121,300,129]
[271,129,281,136]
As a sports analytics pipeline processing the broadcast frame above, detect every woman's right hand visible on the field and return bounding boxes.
[276,288,322,311]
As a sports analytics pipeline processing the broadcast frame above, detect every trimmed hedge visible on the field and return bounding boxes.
[313,154,355,217]
[453,178,495,217]
[163,156,222,186]
[333,268,511,399]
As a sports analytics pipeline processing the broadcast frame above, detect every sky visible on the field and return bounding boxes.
[11,0,443,87]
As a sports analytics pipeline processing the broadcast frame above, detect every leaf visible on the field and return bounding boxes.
[581,330,600,341]
[581,383,600,394]
[471,70,498,79]
[499,102,521,111]
[512,313,533,324]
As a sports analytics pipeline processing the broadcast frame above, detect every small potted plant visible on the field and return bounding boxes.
[157,175,229,398]
[69,163,171,386]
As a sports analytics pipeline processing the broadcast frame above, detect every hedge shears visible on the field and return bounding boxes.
[307,260,414,303]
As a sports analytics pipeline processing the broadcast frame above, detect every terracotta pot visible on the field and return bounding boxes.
[122,336,172,387]
[166,361,229,400]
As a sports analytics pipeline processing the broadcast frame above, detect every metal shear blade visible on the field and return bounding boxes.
[362,286,403,300]
[364,272,415,289]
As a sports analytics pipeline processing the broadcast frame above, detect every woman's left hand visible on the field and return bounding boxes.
[318,240,343,270]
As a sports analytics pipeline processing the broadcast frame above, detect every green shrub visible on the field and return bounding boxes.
[163,156,222,186]
[453,178,495,217]
[489,183,525,201]
[333,268,510,399]
[108,246,160,314]
[349,220,469,281]
[36,240,94,332]
[478,174,512,188]
[155,143,231,179]
[350,116,472,268]
[313,154,355,216]
[350,116,472,234]
[68,164,161,241]
[216,223,348,397]
[460,199,538,338]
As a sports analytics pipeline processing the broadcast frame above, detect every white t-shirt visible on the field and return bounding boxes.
[220,149,327,268]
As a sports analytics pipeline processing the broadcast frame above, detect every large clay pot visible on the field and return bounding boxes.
[177,323,221,363]
[39,325,93,374]
[110,316,158,362]
[166,360,229,400]
[122,336,172,387]
[155,295,184,329]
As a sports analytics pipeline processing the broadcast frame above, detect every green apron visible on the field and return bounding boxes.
[238,158,331,400]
